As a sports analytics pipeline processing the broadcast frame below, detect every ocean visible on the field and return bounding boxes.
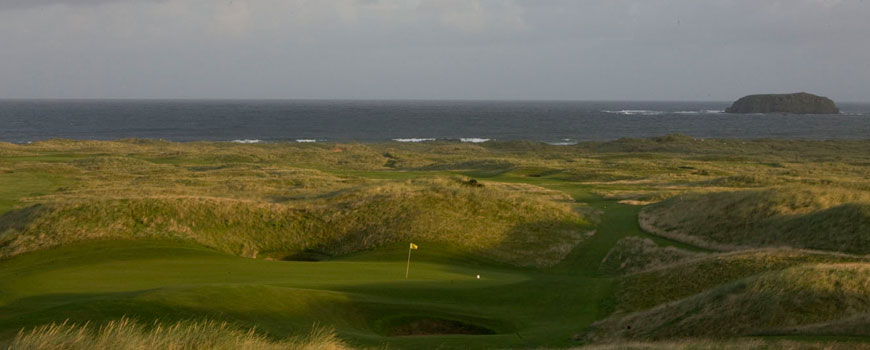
[1,100,868,144]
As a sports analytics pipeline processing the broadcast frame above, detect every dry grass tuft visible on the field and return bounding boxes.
[7,317,351,350]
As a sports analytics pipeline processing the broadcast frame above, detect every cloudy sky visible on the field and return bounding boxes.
[0,0,868,101]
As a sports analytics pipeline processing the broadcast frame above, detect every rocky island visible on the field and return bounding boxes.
[725,92,839,114]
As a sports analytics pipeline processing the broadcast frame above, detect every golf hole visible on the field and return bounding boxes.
[383,317,496,336]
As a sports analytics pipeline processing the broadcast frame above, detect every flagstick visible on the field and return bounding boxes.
[405,245,412,279]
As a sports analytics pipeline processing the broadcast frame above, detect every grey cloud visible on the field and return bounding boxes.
[0,0,155,10]
[0,0,868,101]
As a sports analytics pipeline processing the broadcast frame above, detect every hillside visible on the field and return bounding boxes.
[639,187,870,252]
[613,248,867,312]
[581,263,870,342]
[0,178,587,267]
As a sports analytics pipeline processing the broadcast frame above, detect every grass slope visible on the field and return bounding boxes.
[0,178,587,267]
[599,237,703,275]
[580,263,870,342]
[613,249,868,313]
[640,187,870,253]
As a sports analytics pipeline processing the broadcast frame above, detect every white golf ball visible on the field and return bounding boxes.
[476,274,480,279]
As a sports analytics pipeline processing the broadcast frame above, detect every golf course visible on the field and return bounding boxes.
[1,136,870,349]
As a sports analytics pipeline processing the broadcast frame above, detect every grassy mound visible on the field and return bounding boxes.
[580,263,870,342]
[0,178,588,267]
[8,317,349,350]
[615,249,866,312]
[599,237,702,275]
[639,187,870,252]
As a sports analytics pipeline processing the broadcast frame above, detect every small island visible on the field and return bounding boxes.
[725,92,840,114]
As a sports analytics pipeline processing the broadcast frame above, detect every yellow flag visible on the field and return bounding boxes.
[410,243,418,250]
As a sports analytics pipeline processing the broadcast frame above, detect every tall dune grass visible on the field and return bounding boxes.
[581,263,870,342]
[614,248,868,313]
[7,318,350,350]
[639,187,870,253]
[0,177,588,267]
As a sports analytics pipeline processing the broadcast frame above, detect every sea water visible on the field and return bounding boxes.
[1,99,867,143]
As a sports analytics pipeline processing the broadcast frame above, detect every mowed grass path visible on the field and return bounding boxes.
[0,170,696,350]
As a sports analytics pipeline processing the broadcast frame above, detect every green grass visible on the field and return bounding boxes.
[0,174,628,349]
[0,172,70,214]
[1,138,869,349]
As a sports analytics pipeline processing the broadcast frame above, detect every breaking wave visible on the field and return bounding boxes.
[393,138,437,142]
[460,138,491,143]
[604,109,725,116]
[547,139,578,146]
[603,110,665,116]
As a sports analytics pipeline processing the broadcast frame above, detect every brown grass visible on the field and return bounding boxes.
[7,317,350,350]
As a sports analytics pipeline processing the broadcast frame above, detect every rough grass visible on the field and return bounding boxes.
[614,249,868,313]
[781,313,870,337]
[0,177,587,267]
[7,317,349,350]
[639,187,870,253]
[581,263,870,342]
[599,237,703,275]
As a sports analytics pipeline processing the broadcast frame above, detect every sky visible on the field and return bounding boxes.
[0,0,868,101]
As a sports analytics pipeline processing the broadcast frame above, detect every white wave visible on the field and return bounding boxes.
[231,139,262,144]
[460,138,491,143]
[393,138,436,143]
[840,111,864,116]
[296,139,318,143]
[674,110,724,114]
[606,109,725,116]
[547,138,577,146]
[602,110,665,116]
